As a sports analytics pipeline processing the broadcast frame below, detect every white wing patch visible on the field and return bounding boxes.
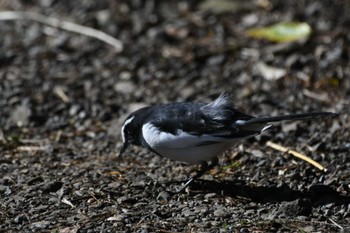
[121,116,135,143]
[142,122,223,149]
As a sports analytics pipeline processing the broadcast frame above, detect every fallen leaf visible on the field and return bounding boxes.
[104,171,122,176]
[199,0,258,14]
[246,22,312,43]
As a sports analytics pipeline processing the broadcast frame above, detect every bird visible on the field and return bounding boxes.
[119,93,338,192]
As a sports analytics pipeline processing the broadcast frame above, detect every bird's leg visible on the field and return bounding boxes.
[176,157,219,193]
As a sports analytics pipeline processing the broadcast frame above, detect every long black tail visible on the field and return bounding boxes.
[245,112,339,124]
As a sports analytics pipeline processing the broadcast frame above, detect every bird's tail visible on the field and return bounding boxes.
[245,112,338,125]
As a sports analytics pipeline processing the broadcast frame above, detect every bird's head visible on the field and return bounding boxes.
[119,107,151,157]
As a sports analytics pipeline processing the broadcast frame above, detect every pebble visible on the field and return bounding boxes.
[31,220,50,229]
[213,207,228,218]
[114,81,136,94]
[157,191,172,202]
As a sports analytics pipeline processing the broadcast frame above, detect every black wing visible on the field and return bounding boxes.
[149,96,257,138]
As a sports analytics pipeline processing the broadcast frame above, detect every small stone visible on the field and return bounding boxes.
[157,191,172,203]
[11,102,31,127]
[41,181,63,193]
[31,220,50,229]
[240,227,249,233]
[214,207,228,217]
[273,198,312,217]
[114,81,136,94]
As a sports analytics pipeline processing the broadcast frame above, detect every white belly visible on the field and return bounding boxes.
[152,142,232,164]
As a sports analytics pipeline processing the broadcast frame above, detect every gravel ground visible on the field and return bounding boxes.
[1,1,349,232]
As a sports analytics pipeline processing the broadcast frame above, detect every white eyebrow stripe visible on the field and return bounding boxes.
[121,116,135,143]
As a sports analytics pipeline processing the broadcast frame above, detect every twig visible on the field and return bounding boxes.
[17,145,49,152]
[61,197,75,208]
[266,141,327,172]
[55,130,62,142]
[54,86,70,103]
[303,89,330,103]
[328,218,344,232]
[0,11,123,52]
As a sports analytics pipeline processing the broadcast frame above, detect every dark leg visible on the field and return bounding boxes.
[176,157,219,193]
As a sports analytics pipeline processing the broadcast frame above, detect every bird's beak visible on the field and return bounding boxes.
[119,142,128,157]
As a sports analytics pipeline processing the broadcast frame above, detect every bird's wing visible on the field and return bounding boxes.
[143,114,265,150]
[149,95,256,134]
[142,94,268,149]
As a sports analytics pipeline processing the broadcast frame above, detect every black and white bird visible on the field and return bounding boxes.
[120,93,337,192]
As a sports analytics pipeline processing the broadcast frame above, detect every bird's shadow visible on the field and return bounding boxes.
[184,179,350,207]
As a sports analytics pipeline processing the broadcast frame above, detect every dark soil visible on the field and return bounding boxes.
[1,1,349,232]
